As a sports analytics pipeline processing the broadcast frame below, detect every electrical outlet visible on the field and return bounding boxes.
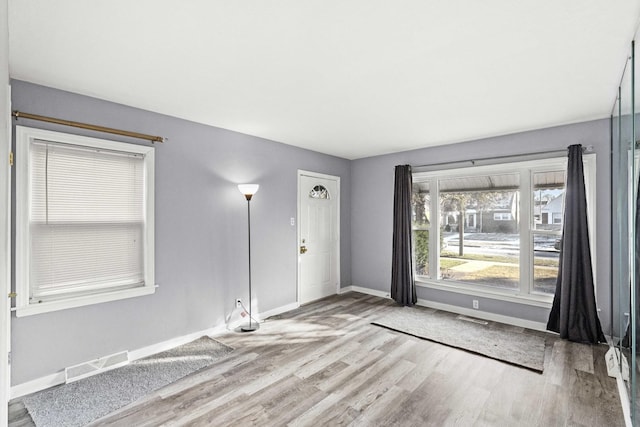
[472,300,479,309]
[236,299,242,308]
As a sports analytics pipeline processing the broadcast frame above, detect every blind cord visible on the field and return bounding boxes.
[45,145,49,225]
[239,300,260,325]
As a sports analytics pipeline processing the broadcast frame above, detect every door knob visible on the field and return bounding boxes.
[300,245,308,254]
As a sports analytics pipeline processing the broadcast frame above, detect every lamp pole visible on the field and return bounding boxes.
[242,195,256,331]
[238,184,259,332]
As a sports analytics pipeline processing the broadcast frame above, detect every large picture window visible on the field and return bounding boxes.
[15,126,155,316]
[412,154,595,305]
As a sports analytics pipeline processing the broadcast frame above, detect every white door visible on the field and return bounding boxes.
[298,171,340,304]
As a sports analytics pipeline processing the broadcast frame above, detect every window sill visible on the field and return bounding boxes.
[14,285,156,317]
[415,278,553,309]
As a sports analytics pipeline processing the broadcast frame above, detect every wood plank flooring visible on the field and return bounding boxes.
[8,292,624,426]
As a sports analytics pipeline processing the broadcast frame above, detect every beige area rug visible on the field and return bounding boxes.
[373,306,548,373]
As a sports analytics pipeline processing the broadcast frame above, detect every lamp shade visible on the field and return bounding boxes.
[238,184,259,197]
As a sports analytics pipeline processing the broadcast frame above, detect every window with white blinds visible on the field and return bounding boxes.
[16,126,155,316]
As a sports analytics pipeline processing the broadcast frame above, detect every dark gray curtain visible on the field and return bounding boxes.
[391,165,417,306]
[547,144,605,344]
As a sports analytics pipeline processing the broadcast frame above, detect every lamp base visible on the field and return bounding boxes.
[240,323,259,332]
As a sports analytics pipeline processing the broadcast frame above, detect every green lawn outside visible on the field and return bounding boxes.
[441,251,559,267]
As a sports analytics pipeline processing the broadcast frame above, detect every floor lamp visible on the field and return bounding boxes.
[238,184,259,332]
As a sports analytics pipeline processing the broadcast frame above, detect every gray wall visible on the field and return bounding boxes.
[10,80,352,384]
[10,79,615,385]
[350,119,612,330]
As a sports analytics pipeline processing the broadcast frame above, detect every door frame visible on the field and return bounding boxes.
[296,170,341,305]
[1,84,11,423]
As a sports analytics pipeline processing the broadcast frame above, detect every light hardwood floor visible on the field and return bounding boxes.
[9,292,624,426]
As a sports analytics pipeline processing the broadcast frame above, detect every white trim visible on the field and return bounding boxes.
[14,126,156,316]
[259,301,299,320]
[15,285,156,317]
[10,371,67,400]
[0,80,10,425]
[582,154,597,298]
[127,327,227,361]
[521,169,533,296]
[340,285,390,299]
[614,365,633,427]
[430,178,440,276]
[298,169,341,182]
[296,170,341,304]
[344,285,547,331]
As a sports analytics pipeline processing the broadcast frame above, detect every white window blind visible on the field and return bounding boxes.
[29,139,146,301]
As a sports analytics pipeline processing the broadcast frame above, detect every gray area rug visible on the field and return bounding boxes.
[373,306,547,373]
[23,336,233,427]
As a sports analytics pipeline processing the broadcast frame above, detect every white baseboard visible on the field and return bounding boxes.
[128,326,227,362]
[618,377,632,427]
[10,371,66,400]
[260,301,299,320]
[345,285,547,332]
[612,352,633,427]
[10,300,302,399]
[416,299,548,332]
[340,285,390,299]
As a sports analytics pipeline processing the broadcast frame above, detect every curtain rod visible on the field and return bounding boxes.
[412,145,592,172]
[12,111,165,143]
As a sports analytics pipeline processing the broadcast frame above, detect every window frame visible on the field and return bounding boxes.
[493,212,513,221]
[15,126,156,316]
[413,154,596,307]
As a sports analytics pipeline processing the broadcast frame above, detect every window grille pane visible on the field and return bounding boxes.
[531,170,565,294]
[412,181,430,277]
[532,170,565,232]
[309,185,330,199]
[439,173,520,290]
[532,237,560,295]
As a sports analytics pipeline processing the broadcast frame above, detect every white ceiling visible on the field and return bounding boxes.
[8,1,640,160]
